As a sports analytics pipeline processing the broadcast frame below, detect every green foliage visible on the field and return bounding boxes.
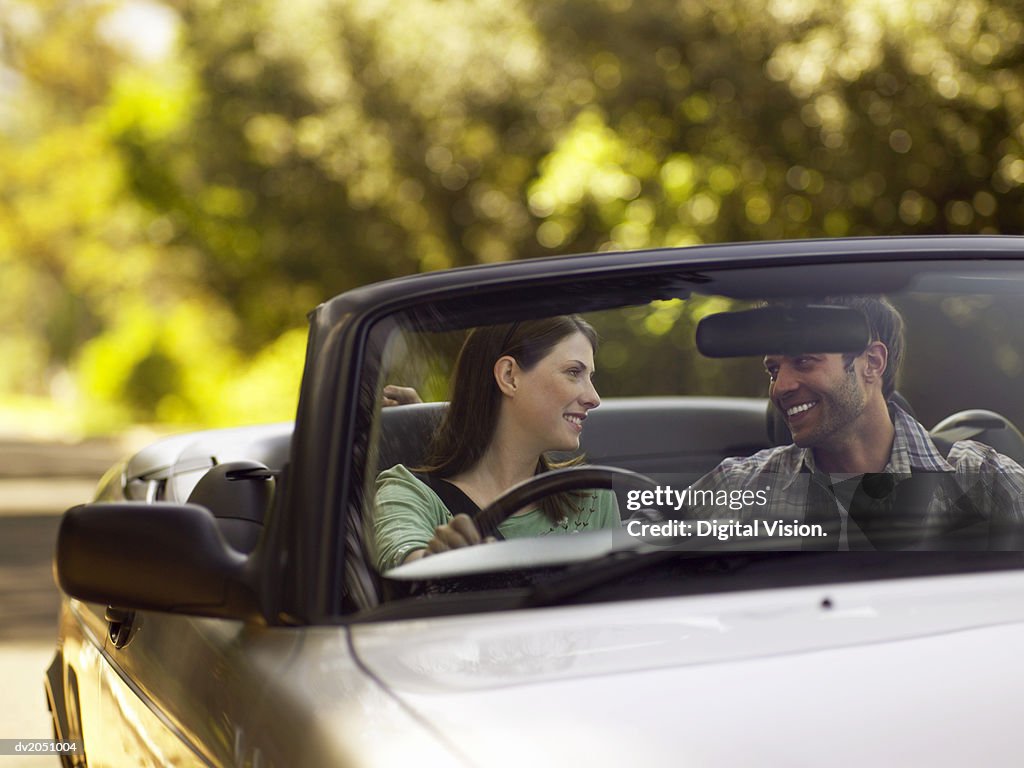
[2,0,1023,432]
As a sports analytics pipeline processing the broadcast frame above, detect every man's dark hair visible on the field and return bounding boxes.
[820,296,904,399]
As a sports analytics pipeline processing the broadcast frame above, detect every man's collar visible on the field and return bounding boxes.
[888,401,955,473]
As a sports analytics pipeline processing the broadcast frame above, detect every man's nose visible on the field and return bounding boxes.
[771,364,799,396]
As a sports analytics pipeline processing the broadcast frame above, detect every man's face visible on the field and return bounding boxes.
[763,352,867,449]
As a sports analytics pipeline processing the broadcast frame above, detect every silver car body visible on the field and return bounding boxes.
[47,236,1024,766]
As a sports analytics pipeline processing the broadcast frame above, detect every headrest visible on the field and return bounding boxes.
[376,402,447,470]
[931,409,1024,465]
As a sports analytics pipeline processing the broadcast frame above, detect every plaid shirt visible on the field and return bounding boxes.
[687,404,1024,550]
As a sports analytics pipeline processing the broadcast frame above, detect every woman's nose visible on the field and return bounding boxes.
[582,378,601,408]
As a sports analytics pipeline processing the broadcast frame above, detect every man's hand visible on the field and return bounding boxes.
[382,385,423,407]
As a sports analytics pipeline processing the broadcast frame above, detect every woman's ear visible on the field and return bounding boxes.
[494,356,518,397]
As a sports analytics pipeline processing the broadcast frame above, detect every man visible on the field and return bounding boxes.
[688,296,1024,550]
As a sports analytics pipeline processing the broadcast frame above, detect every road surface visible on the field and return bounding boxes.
[0,438,125,767]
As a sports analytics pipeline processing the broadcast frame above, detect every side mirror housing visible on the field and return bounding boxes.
[56,502,262,620]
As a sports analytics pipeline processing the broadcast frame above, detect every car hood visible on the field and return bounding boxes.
[349,570,1024,767]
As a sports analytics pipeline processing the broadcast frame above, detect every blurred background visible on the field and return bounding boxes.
[2,0,1023,436]
[1,0,1023,755]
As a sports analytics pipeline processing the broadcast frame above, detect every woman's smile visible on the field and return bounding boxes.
[563,412,586,432]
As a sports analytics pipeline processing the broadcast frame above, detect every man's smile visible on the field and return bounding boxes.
[785,400,819,418]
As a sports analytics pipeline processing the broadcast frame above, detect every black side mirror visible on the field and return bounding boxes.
[56,502,261,620]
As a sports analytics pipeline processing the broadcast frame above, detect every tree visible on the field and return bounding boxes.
[3,0,1023,428]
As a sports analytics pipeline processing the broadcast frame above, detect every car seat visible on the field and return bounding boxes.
[930,409,1024,466]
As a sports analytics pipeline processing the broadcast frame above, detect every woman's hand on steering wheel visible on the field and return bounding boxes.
[427,514,484,554]
[404,514,495,563]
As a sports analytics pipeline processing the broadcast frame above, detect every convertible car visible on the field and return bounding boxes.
[47,237,1024,766]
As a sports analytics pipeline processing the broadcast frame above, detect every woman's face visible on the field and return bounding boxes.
[503,331,601,453]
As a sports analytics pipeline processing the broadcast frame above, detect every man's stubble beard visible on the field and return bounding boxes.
[793,366,867,450]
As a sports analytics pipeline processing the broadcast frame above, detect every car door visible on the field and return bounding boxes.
[90,610,212,766]
[95,609,287,767]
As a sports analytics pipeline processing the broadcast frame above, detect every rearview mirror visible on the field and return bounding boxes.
[696,305,870,358]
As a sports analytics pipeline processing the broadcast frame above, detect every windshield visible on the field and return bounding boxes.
[349,257,1024,613]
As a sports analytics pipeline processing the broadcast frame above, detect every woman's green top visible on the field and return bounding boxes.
[371,463,621,573]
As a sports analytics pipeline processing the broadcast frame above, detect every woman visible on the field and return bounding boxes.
[372,315,621,572]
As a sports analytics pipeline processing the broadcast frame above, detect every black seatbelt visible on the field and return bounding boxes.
[412,472,506,540]
[930,435,954,459]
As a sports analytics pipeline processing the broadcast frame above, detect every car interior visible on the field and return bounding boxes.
[158,261,1024,581]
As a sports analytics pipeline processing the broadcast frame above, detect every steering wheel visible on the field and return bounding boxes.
[473,465,660,538]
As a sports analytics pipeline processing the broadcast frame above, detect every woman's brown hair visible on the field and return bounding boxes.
[421,315,598,523]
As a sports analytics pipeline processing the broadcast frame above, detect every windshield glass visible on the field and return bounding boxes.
[350,257,1024,611]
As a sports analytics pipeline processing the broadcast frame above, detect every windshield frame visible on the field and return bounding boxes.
[321,237,1024,622]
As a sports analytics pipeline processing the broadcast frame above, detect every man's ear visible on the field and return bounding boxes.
[494,356,518,397]
[860,341,888,388]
